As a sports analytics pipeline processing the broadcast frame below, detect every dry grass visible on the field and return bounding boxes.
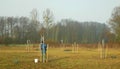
[0,45,120,69]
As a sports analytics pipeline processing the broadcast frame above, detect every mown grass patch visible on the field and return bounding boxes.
[0,46,120,69]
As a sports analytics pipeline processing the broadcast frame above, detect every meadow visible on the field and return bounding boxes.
[0,44,120,69]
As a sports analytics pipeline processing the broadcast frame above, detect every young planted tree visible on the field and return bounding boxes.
[42,8,54,41]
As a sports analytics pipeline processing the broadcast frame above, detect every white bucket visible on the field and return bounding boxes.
[34,59,38,63]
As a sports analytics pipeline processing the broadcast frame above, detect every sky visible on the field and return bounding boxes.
[0,0,120,23]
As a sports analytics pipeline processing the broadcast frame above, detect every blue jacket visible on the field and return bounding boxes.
[41,43,47,54]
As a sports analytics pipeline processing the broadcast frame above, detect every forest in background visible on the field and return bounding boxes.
[0,5,120,45]
[0,17,114,44]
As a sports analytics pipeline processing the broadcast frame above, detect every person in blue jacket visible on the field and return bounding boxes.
[40,41,47,63]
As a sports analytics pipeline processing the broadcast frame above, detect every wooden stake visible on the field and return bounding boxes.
[72,44,74,53]
[46,44,48,62]
[77,44,79,53]
[98,42,101,59]
[105,44,108,59]
[39,43,42,62]
[26,40,30,52]
[101,39,106,59]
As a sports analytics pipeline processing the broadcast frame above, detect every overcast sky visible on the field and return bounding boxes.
[0,0,120,23]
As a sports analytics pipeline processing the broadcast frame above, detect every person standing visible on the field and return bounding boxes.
[40,41,47,63]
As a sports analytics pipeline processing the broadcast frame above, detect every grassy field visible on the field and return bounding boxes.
[0,45,120,69]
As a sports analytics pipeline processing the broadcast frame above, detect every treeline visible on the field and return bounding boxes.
[0,16,115,44]
[46,19,115,44]
[0,16,40,44]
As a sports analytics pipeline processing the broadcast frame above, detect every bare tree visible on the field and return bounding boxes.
[30,8,40,42]
[109,6,120,42]
[42,8,54,40]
